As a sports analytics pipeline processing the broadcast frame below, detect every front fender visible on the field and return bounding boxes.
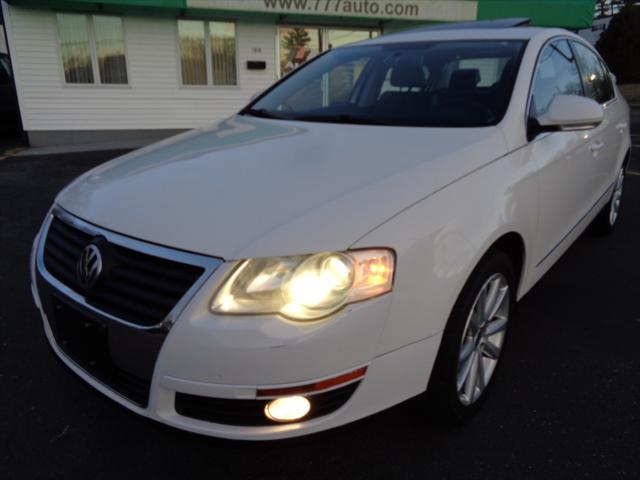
[352,148,539,356]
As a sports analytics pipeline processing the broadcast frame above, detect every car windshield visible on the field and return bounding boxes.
[245,40,526,127]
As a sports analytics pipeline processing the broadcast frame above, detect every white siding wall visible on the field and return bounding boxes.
[2,3,278,131]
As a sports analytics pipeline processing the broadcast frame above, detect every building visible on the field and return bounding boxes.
[578,16,611,45]
[1,0,596,147]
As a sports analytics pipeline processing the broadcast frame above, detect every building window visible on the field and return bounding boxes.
[178,20,206,85]
[178,20,237,86]
[94,16,128,84]
[57,14,93,83]
[210,21,237,85]
[56,13,128,85]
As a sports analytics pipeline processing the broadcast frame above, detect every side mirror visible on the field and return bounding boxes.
[528,94,603,141]
[538,94,603,130]
[610,72,617,84]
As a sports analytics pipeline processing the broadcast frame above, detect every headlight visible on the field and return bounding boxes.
[211,249,394,321]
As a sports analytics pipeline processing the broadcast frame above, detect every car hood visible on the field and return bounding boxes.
[57,115,507,260]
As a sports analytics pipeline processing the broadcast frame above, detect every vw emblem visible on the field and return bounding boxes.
[76,244,103,289]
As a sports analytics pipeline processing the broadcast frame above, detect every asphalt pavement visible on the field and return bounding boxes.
[1,117,639,479]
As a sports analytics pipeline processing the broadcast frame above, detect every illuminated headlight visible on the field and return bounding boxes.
[211,249,394,321]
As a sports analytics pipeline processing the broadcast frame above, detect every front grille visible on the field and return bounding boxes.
[174,382,360,426]
[49,298,166,406]
[43,216,205,327]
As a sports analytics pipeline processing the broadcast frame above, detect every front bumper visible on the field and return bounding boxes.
[30,210,442,440]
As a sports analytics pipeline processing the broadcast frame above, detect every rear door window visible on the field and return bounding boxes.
[599,60,615,101]
[571,41,614,104]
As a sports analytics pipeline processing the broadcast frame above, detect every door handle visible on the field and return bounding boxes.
[589,141,605,153]
[616,122,628,130]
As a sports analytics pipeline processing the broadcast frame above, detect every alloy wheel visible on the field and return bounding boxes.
[609,168,625,226]
[456,273,510,406]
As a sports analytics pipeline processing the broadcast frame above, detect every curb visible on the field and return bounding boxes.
[0,147,27,160]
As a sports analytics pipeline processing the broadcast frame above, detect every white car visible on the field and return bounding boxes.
[31,22,631,440]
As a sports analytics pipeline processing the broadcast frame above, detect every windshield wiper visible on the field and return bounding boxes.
[243,110,387,126]
[291,113,388,126]
[242,108,285,120]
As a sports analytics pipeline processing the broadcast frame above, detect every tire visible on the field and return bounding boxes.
[590,166,626,236]
[426,250,516,424]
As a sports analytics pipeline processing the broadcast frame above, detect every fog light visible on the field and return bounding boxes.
[264,396,311,422]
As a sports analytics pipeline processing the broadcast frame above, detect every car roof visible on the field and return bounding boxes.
[344,25,570,47]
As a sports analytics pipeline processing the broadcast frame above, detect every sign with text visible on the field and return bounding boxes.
[187,0,479,22]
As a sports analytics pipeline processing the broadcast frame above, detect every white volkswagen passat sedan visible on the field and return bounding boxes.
[31,24,630,440]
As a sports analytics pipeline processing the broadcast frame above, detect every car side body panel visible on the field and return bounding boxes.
[608,84,632,171]
[354,29,631,359]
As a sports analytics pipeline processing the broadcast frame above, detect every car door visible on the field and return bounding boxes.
[571,40,624,190]
[527,39,601,266]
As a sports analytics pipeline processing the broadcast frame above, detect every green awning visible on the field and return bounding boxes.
[477,0,596,28]
[7,0,596,29]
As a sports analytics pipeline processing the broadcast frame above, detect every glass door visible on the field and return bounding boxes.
[277,26,379,77]
[326,28,378,49]
[278,26,322,76]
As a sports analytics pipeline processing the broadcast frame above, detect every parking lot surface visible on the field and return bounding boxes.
[1,115,639,478]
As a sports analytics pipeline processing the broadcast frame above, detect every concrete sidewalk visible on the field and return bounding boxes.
[11,137,158,157]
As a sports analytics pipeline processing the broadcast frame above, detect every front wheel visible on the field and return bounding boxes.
[590,167,625,235]
[426,250,516,423]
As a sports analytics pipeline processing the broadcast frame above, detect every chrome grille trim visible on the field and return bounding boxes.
[36,205,224,332]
